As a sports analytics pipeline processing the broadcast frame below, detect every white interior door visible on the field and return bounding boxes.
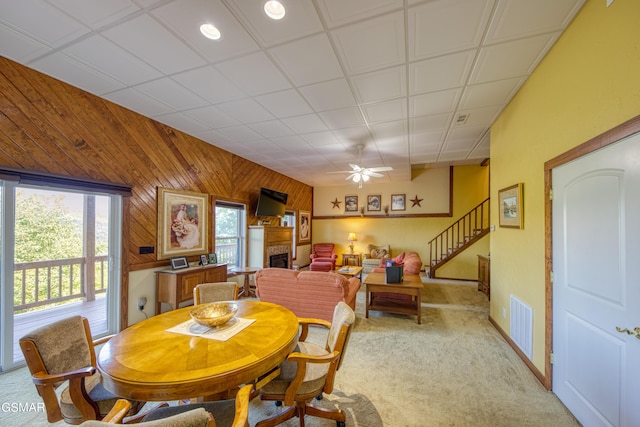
[552,132,640,426]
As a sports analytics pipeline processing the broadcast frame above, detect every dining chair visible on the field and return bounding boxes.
[194,282,240,304]
[79,384,253,427]
[255,302,355,427]
[19,316,146,424]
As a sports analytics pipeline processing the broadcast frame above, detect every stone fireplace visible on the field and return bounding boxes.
[248,226,293,268]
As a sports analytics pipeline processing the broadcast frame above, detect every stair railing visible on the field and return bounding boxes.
[428,197,490,276]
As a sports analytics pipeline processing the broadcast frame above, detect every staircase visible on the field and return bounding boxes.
[428,198,490,278]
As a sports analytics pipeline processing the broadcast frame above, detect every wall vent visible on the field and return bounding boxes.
[510,295,533,360]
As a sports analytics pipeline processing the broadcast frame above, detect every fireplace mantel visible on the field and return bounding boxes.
[248,226,293,268]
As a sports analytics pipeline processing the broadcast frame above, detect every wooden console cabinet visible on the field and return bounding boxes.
[477,255,490,299]
[155,263,227,314]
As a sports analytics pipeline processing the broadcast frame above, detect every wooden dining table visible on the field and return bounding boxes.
[97,300,299,401]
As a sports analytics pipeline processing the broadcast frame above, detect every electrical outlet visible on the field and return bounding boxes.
[490,224,495,231]
[138,296,147,311]
[502,307,507,319]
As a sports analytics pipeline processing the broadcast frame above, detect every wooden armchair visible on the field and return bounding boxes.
[194,282,240,304]
[255,302,355,427]
[19,316,146,425]
[80,384,253,427]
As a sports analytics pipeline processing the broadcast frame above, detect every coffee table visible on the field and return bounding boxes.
[334,265,363,279]
[364,272,423,324]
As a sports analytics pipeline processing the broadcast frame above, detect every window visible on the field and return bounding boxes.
[283,211,296,259]
[215,202,246,268]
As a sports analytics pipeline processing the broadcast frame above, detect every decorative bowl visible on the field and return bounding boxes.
[190,302,239,328]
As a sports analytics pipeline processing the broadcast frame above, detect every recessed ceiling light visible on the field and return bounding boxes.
[264,1,286,20]
[200,23,221,40]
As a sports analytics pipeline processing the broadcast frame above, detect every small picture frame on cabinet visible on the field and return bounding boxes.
[199,254,208,266]
[170,256,189,270]
[208,253,217,264]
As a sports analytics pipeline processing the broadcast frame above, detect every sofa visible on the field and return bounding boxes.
[255,268,360,322]
[361,244,391,274]
[371,251,423,275]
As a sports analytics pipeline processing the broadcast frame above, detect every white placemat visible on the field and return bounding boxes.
[166,317,255,341]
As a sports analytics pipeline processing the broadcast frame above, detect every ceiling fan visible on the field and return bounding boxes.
[329,144,393,188]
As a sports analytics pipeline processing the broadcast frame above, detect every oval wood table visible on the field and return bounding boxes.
[97,300,299,401]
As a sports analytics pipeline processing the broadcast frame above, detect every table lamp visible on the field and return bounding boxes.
[347,232,357,253]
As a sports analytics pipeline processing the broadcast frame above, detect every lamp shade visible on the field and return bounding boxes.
[347,232,357,242]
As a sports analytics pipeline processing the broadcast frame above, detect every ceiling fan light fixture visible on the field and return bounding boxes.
[200,24,221,40]
[362,174,370,182]
[264,1,286,20]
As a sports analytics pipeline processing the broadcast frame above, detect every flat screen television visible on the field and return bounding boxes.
[255,187,288,217]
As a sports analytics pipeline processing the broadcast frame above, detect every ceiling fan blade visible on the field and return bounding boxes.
[345,173,357,181]
[327,170,356,174]
[365,171,384,178]
[349,164,363,172]
[366,166,393,172]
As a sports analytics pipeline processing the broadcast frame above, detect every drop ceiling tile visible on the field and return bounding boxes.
[30,52,124,95]
[104,88,174,117]
[268,34,344,86]
[410,89,462,117]
[410,113,452,134]
[485,0,585,44]
[316,0,403,28]
[411,131,446,151]
[409,50,476,95]
[271,136,314,155]
[331,11,405,75]
[215,51,291,97]
[50,0,140,29]
[0,0,90,47]
[62,34,162,86]
[459,78,524,109]
[281,114,329,134]
[155,112,211,133]
[248,120,295,138]
[362,99,406,124]
[299,79,357,112]
[214,124,263,142]
[411,153,438,164]
[135,77,208,111]
[301,132,343,151]
[351,65,406,103]
[0,25,51,62]
[151,0,260,63]
[371,120,407,140]
[443,138,476,151]
[102,14,205,75]
[255,89,313,118]
[469,33,559,84]
[216,98,275,123]
[408,0,493,61]
[224,0,323,46]
[331,126,372,145]
[318,107,365,130]
[447,125,487,142]
[172,67,246,104]
[183,105,239,128]
[454,105,503,127]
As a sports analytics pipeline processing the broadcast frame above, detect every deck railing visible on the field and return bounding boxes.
[13,255,109,313]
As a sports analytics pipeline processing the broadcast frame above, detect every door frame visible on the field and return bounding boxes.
[543,114,640,390]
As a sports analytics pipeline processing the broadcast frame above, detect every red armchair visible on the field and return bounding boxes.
[310,243,338,270]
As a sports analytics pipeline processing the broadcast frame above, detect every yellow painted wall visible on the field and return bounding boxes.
[490,0,640,372]
[312,165,489,279]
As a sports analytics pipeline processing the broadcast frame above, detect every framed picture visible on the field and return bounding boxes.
[367,195,381,211]
[391,194,406,211]
[208,253,217,264]
[344,195,358,212]
[499,183,524,229]
[157,187,209,259]
[299,210,311,242]
[200,254,208,265]
[169,256,189,270]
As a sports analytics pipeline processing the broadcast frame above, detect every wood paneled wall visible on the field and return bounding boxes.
[0,56,313,272]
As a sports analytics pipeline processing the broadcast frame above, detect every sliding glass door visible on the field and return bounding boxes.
[0,181,122,371]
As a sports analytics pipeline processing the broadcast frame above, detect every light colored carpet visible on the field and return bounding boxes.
[0,278,580,426]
